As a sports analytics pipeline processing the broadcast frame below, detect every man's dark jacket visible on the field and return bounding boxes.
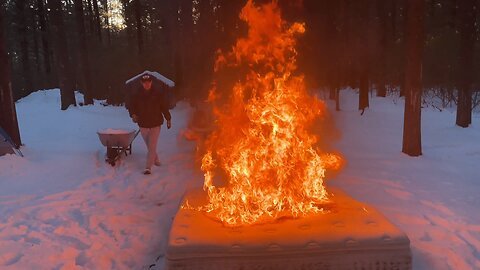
[127,85,171,128]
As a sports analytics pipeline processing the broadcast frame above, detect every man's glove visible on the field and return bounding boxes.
[131,114,138,123]
[167,120,172,129]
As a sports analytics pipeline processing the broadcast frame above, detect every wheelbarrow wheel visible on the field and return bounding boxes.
[107,147,118,160]
[106,147,119,166]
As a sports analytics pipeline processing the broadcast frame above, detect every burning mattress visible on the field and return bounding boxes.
[166,188,411,270]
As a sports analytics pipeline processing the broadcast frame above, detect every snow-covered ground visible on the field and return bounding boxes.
[0,90,201,269]
[0,89,479,269]
[331,90,480,270]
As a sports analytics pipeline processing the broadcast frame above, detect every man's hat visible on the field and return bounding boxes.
[141,74,153,82]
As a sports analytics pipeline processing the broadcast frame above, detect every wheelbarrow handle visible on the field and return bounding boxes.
[133,130,141,141]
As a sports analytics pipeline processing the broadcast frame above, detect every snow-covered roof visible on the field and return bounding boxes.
[125,70,175,87]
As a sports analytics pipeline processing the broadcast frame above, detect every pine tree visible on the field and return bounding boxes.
[402,0,425,156]
[74,0,94,105]
[0,8,22,147]
[48,0,76,110]
[455,0,476,127]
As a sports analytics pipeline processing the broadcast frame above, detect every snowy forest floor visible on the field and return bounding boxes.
[0,89,479,269]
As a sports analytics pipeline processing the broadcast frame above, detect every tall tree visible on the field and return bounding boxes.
[335,0,348,111]
[93,0,102,42]
[402,0,425,156]
[399,1,408,97]
[177,0,194,92]
[390,0,397,38]
[160,0,182,93]
[455,0,476,127]
[48,0,76,110]
[0,9,22,147]
[32,17,41,73]
[14,0,33,96]
[86,0,95,34]
[121,0,134,52]
[449,0,458,28]
[193,0,216,99]
[74,0,94,105]
[217,0,244,50]
[376,0,388,97]
[325,1,339,101]
[357,0,370,111]
[37,0,52,86]
[101,0,111,46]
[133,0,143,55]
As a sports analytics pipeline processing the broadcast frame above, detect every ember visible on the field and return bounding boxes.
[188,0,342,226]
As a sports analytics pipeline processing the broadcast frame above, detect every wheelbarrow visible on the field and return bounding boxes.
[97,128,140,166]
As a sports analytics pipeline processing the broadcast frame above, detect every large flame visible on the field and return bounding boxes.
[192,0,341,226]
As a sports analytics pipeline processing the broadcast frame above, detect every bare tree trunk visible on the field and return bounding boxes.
[359,69,369,111]
[455,0,475,127]
[121,0,135,52]
[428,0,436,17]
[102,0,111,46]
[402,0,424,156]
[193,0,216,100]
[217,0,244,49]
[449,0,458,28]
[86,0,95,34]
[33,22,40,73]
[335,87,340,111]
[0,10,22,147]
[399,2,407,97]
[48,0,77,110]
[74,0,94,105]
[159,0,180,93]
[376,0,387,97]
[357,0,369,111]
[391,0,397,38]
[329,87,335,100]
[134,0,143,55]
[335,0,347,111]
[325,1,338,101]
[178,0,194,92]
[93,0,102,42]
[15,0,33,96]
[37,0,52,86]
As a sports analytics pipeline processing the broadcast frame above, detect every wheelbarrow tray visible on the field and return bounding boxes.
[97,128,138,148]
[97,128,140,166]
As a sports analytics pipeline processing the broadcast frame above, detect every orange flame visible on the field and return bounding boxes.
[192,0,342,226]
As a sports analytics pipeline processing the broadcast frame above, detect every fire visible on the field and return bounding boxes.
[190,0,342,226]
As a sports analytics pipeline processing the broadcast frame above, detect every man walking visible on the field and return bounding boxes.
[127,74,172,174]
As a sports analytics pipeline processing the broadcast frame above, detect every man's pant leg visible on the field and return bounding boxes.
[140,126,161,169]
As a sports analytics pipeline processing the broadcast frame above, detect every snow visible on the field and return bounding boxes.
[0,88,479,269]
[329,89,480,270]
[0,89,198,269]
[125,71,175,88]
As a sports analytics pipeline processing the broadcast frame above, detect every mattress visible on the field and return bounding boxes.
[166,188,411,270]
